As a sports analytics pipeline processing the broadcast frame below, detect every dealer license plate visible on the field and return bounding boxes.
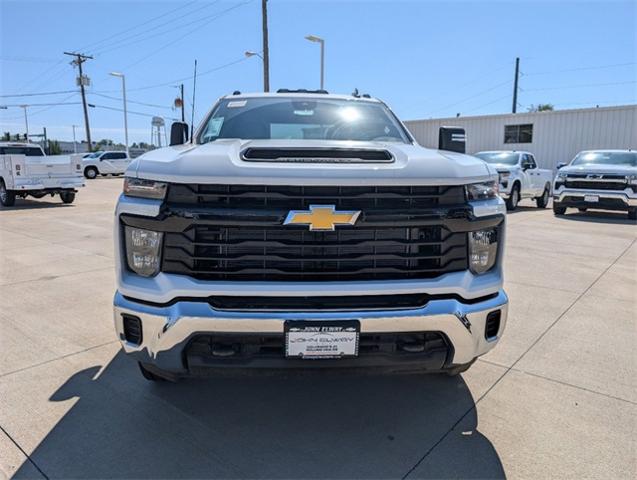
[584,195,599,203]
[285,320,359,359]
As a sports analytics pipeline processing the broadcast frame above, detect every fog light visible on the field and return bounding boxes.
[469,228,498,274]
[124,226,163,277]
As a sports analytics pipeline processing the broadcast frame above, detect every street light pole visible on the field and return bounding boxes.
[72,125,78,153]
[304,35,325,90]
[110,72,129,156]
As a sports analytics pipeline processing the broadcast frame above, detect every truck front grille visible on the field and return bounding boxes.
[136,183,477,282]
[565,174,628,191]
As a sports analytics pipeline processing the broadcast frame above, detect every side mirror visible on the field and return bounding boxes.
[170,122,189,146]
[438,126,466,154]
[556,162,567,170]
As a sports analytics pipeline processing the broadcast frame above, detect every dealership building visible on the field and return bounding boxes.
[404,104,637,170]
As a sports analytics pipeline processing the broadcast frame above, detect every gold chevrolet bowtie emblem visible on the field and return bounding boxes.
[283,205,361,231]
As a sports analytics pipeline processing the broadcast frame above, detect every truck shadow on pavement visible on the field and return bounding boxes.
[15,351,504,479]
[0,199,74,211]
[557,210,636,225]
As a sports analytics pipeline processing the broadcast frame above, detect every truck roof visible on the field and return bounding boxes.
[0,142,42,148]
[220,91,382,103]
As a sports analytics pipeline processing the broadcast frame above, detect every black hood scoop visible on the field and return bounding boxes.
[241,147,394,164]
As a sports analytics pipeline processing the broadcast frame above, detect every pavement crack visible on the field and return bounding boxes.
[402,237,636,479]
[0,341,119,379]
[0,424,49,480]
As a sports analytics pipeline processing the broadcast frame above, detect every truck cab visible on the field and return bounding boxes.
[474,150,553,211]
[0,142,84,206]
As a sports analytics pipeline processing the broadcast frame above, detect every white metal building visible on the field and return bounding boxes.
[404,104,637,170]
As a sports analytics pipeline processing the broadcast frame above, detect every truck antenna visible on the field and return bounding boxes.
[190,59,198,142]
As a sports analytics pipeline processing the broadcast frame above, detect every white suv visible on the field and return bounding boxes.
[82,150,131,179]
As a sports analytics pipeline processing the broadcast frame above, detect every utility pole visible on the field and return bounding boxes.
[20,105,29,140]
[43,127,47,154]
[512,57,520,114]
[64,52,93,150]
[261,0,270,92]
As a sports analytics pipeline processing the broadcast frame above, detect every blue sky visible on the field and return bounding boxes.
[1,0,635,144]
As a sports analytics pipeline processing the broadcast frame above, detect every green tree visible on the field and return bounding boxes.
[528,103,554,112]
[48,140,62,155]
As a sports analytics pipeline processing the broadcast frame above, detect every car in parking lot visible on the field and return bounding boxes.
[553,150,637,219]
[82,150,131,179]
[474,150,553,211]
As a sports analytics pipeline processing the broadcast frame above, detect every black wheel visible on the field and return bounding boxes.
[505,183,520,211]
[628,208,637,220]
[138,362,165,382]
[84,167,98,179]
[446,360,476,377]
[100,174,108,177]
[536,184,550,208]
[553,204,567,215]
[0,180,16,207]
[60,191,75,204]
[578,208,587,213]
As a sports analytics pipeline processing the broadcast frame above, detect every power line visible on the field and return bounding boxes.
[90,92,173,110]
[1,102,81,107]
[89,1,221,56]
[90,103,179,121]
[113,1,253,72]
[0,90,78,98]
[525,80,637,92]
[429,79,512,115]
[77,1,199,53]
[524,62,637,76]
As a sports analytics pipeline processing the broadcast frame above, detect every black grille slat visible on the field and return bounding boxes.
[565,180,628,191]
[161,183,469,281]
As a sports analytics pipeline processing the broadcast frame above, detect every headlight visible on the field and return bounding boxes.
[498,172,510,182]
[124,226,163,277]
[629,174,637,185]
[469,228,498,274]
[123,177,167,199]
[467,180,499,201]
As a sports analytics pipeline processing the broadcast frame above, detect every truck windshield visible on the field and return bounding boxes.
[198,97,410,144]
[571,151,637,167]
[474,152,519,165]
[0,146,44,156]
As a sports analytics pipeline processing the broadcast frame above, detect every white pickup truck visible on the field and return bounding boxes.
[474,151,553,211]
[113,90,509,381]
[0,142,84,206]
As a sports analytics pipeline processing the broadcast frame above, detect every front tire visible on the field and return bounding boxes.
[553,204,567,215]
[138,362,165,382]
[0,180,16,207]
[536,185,550,208]
[84,167,98,179]
[506,183,520,211]
[446,359,476,377]
[60,191,75,204]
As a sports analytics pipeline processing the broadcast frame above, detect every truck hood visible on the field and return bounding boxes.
[559,164,637,176]
[130,139,495,186]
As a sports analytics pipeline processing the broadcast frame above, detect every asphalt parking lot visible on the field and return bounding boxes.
[1,177,635,479]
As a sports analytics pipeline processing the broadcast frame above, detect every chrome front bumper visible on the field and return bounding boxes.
[554,188,637,207]
[114,289,508,374]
